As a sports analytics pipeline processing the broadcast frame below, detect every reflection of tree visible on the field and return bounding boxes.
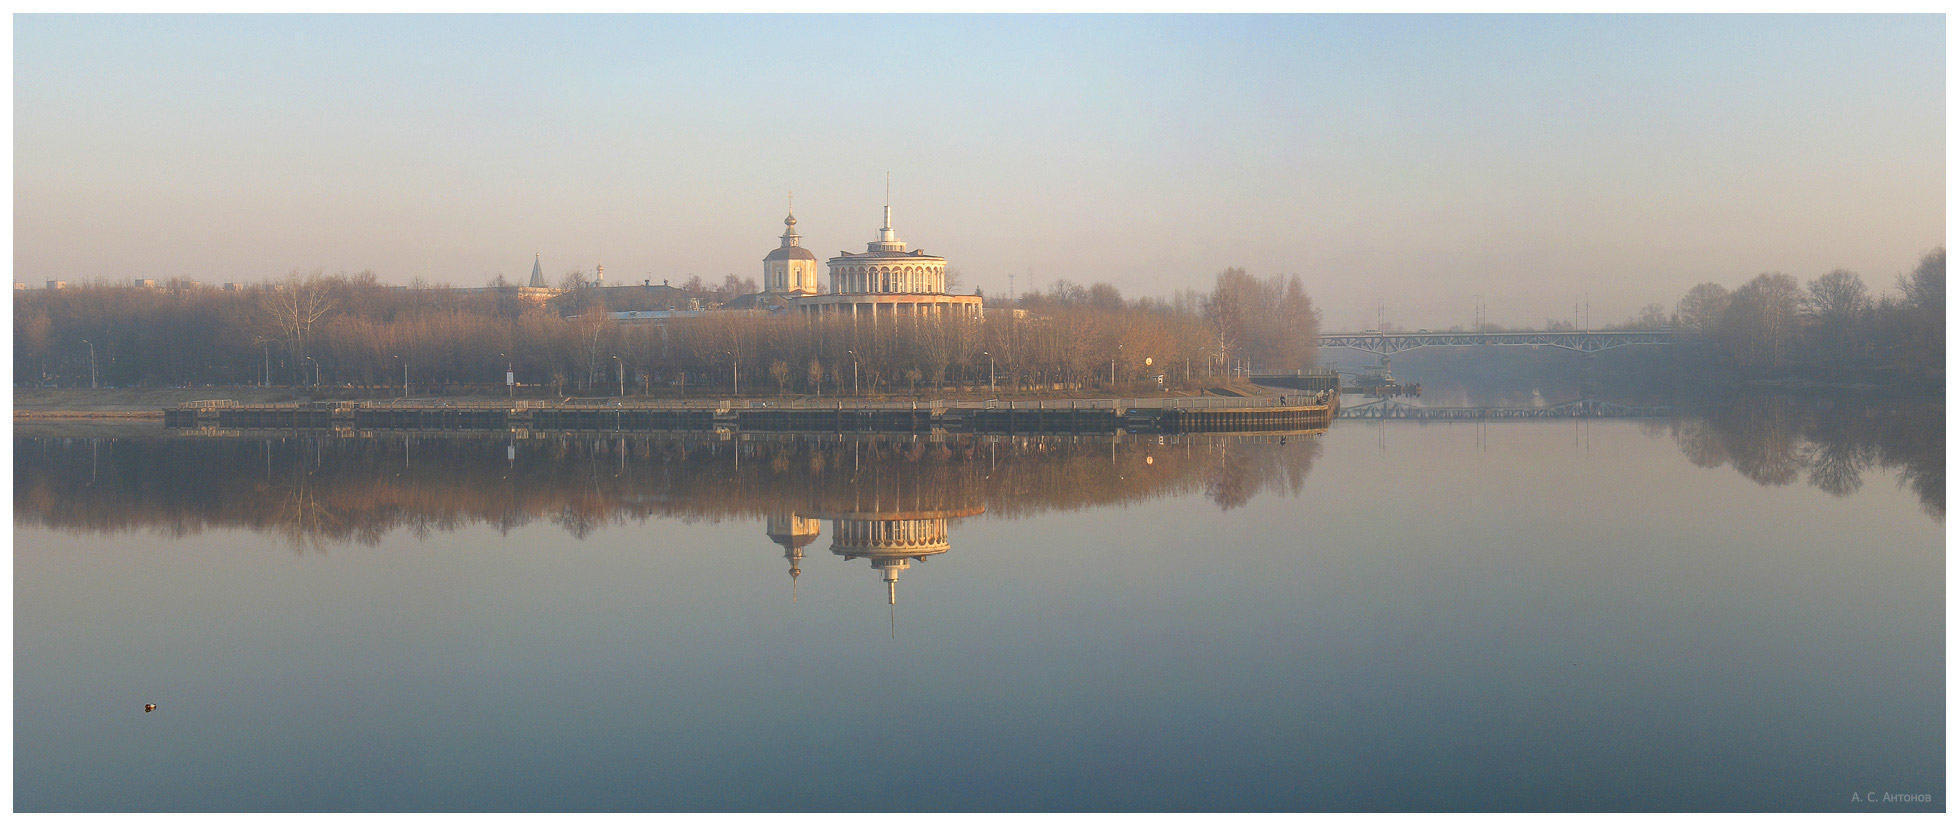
[15,430,1326,549]
[1671,419,1730,469]
[1666,394,1943,521]
[1713,396,1805,487]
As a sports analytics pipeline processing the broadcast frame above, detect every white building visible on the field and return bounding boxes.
[792,200,982,322]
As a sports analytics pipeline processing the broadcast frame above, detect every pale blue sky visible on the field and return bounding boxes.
[15,14,1944,329]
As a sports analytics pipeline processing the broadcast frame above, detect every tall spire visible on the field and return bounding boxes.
[870,174,906,252]
[529,252,545,288]
[780,191,802,249]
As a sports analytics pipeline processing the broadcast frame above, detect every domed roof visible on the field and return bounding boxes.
[768,199,815,261]
[764,246,818,262]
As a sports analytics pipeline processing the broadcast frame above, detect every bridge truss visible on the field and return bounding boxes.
[1320,330,1673,356]
[1337,398,1676,420]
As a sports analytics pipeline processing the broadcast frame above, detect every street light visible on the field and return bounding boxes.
[80,339,96,389]
[982,350,994,394]
[848,349,859,395]
[723,351,738,396]
[303,356,320,388]
[1111,343,1122,387]
[613,355,625,397]
[392,354,406,398]
[500,352,513,398]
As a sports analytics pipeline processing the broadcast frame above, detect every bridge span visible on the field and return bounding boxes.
[1337,398,1675,420]
[1320,329,1673,355]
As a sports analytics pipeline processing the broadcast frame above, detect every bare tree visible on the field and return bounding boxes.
[1675,283,1730,336]
[257,272,338,385]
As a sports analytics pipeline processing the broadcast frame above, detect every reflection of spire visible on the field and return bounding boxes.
[767,512,820,602]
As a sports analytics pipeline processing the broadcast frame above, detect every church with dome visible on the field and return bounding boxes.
[762,197,822,296]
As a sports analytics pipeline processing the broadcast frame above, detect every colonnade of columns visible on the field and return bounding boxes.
[797,299,983,322]
[830,265,945,295]
[832,517,951,551]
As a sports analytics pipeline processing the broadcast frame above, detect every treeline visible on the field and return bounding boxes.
[13,267,1320,394]
[1668,248,1944,379]
[1010,268,1321,372]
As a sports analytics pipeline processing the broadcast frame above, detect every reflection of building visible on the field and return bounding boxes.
[821,505,985,604]
[765,512,821,599]
[793,198,983,322]
[763,199,822,296]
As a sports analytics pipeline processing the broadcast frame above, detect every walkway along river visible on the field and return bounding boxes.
[163,393,1337,436]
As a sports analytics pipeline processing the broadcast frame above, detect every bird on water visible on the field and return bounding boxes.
[144,704,156,713]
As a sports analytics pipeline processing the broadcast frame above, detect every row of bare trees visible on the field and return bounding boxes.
[15,268,1322,393]
[1670,248,1943,376]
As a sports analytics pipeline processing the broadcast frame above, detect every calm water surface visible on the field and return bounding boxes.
[14,396,1944,811]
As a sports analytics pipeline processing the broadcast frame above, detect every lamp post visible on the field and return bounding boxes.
[724,351,738,396]
[81,339,96,389]
[304,356,319,388]
[1111,343,1122,387]
[848,349,859,395]
[982,350,994,394]
[393,355,406,398]
[613,355,625,397]
[501,352,512,398]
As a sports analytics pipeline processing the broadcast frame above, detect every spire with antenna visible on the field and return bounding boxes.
[870,173,906,252]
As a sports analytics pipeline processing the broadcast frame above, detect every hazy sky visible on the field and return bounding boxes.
[14,14,1944,330]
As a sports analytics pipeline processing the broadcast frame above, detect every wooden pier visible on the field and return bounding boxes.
[164,394,1335,436]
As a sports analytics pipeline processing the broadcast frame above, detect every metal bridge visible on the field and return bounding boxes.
[1337,398,1675,420]
[1320,329,1674,356]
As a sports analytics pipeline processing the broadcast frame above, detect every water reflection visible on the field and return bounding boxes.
[1656,394,1943,521]
[15,430,1323,571]
[13,407,1944,811]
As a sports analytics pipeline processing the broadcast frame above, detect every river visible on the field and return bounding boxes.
[13,393,1943,811]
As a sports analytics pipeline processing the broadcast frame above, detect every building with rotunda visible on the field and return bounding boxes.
[790,202,984,322]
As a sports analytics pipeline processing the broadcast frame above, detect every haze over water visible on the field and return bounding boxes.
[13,396,1942,811]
